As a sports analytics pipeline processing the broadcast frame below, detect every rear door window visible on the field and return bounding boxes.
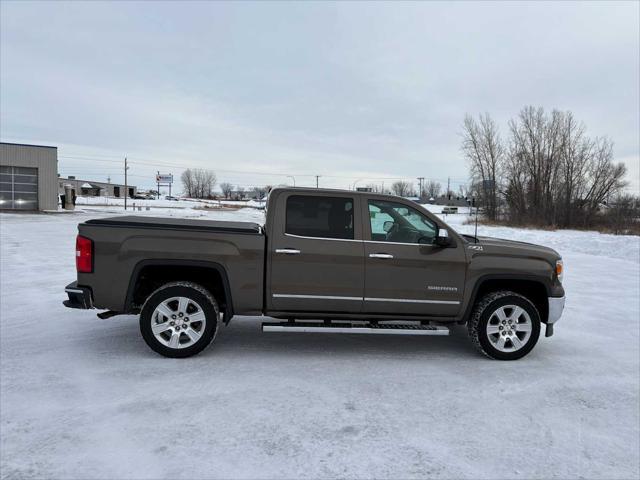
[286,195,354,239]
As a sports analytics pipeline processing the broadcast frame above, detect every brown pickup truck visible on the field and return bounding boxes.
[64,187,565,360]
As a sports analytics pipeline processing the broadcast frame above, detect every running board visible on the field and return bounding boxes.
[262,321,449,336]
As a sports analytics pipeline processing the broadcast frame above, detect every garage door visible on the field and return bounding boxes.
[0,166,38,210]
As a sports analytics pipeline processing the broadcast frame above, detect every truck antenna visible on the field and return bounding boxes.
[474,197,479,243]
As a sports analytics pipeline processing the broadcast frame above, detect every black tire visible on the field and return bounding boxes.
[467,290,541,360]
[140,281,219,358]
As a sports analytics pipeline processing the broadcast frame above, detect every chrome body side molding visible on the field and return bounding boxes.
[273,294,460,305]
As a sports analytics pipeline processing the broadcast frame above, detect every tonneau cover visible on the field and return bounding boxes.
[84,216,262,234]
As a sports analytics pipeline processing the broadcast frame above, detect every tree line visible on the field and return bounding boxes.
[462,106,637,232]
[182,169,431,201]
[181,168,269,200]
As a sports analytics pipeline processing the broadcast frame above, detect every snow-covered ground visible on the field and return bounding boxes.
[74,196,266,211]
[1,205,638,479]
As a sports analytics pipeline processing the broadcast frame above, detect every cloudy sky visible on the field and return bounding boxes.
[1,1,638,192]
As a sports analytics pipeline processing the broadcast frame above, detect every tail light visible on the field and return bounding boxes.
[76,235,93,273]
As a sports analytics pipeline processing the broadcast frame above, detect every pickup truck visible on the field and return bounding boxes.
[64,187,565,360]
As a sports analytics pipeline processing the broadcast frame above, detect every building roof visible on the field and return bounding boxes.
[59,177,134,188]
[0,141,57,149]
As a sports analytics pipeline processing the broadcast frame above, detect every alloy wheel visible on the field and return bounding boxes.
[486,304,533,353]
[151,296,207,349]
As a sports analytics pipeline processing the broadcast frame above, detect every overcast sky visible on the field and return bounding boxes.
[1,1,638,192]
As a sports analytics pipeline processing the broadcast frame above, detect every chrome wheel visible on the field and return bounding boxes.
[151,296,207,349]
[486,304,532,353]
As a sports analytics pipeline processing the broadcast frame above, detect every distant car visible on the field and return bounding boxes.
[442,206,458,214]
[132,194,150,200]
[165,196,179,201]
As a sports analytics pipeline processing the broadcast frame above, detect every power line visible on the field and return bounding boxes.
[58,153,469,186]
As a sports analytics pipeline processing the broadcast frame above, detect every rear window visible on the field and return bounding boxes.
[286,195,354,239]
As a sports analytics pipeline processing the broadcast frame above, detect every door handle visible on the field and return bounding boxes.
[369,253,394,259]
[275,248,301,255]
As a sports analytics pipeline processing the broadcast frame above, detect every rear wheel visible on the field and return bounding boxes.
[140,282,219,358]
[468,290,541,360]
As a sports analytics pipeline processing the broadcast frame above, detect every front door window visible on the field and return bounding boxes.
[368,200,437,244]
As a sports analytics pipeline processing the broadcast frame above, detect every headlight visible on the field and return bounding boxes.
[555,259,564,283]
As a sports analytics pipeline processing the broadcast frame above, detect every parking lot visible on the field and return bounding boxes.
[1,208,638,479]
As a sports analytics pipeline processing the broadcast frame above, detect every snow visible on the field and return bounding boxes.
[75,196,266,210]
[1,205,639,479]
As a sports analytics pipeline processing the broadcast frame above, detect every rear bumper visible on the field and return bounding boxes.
[63,281,93,309]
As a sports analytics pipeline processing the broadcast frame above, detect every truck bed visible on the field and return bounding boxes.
[77,216,265,315]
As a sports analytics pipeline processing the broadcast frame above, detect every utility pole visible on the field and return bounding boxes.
[315,175,320,188]
[417,177,424,200]
[447,177,451,200]
[124,156,129,210]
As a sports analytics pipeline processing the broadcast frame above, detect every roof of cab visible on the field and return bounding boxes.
[268,186,404,199]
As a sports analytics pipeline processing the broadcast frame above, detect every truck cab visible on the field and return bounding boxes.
[264,188,466,319]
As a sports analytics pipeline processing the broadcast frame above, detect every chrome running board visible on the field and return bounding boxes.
[262,321,449,336]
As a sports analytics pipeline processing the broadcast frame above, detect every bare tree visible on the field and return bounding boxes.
[606,194,640,235]
[465,106,629,231]
[363,183,385,193]
[507,107,564,224]
[424,180,441,199]
[462,113,504,220]
[391,180,413,197]
[580,137,626,225]
[181,168,217,198]
[196,169,217,198]
[219,182,233,199]
[251,186,267,200]
[181,169,195,198]
[233,186,245,200]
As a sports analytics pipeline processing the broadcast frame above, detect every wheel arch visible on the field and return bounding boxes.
[463,275,550,324]
[124,259,234,322]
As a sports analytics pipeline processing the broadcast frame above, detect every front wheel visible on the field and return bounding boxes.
[140,282,219,358]
[468,291,541,360]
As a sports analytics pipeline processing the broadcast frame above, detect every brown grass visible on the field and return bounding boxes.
[462,217,640,235]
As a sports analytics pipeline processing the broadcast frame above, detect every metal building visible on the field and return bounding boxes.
[0,142,59,211]
[58,177,137,198]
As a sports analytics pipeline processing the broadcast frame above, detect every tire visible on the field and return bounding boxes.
[467,290,541,360]
[140,281,219,358]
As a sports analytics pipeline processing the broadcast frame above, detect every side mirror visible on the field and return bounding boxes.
[383,220,394,233]
[435,228,452,247]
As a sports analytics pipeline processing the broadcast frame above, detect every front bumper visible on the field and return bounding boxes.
[548,296,565,323]
[545,295,565,337]
[63,281,93,309]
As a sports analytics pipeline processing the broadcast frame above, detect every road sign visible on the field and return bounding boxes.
[156,174,173,184]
